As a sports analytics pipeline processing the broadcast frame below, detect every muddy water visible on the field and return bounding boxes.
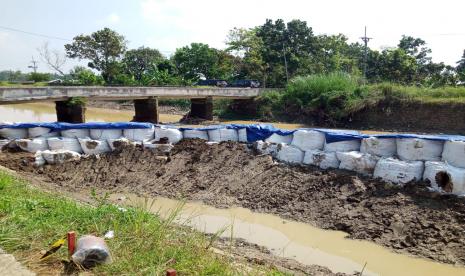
[110,193,465,276]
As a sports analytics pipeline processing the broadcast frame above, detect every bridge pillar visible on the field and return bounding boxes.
[55,101,86,123]
[190,97,213,120]
[133,97,159,123]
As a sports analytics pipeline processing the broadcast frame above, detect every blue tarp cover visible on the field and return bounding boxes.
[1,122,465,143]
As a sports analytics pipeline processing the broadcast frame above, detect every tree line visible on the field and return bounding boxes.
[2,19,465,87]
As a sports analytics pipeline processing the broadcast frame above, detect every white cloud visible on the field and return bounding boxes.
[98,12,121,26]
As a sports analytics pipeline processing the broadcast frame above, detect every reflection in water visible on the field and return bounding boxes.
[110,194,465,276]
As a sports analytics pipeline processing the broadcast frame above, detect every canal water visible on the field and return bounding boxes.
[109,193,465,276]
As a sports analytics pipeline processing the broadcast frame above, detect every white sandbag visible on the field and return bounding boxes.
[123,127,154,141]
[238,128,248,143]
[423,161,447,190]
[42,150,81,165]
[107,138,134,151]
[442,141,465,169]
[265,133,293,144]
[374,158,424,184]
[47,137,83,153]
[16,138,49,152]
[34,151,46,166]
[182,129,209,140]
[445,165,465,195]
[336,151,379,175]
[276,144,304,164]
[143,141,174,153]
[0,139,9,150]
[28,127,59,138]
[303,150,340,169]
[208,128,239,142]
[324,139,361,152]
[90,129,123,140]
[254,141,279,157]
[360,137,397,157]
[154,128,183,144]
[0,128,28,139]
[78,138,111,155]
[291,130,325,151]
[396,138,443,161]
[61,129,90,139]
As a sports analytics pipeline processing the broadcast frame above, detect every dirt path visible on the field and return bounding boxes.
[1,140,465,266]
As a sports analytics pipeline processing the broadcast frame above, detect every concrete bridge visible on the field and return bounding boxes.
[0,86,262,123]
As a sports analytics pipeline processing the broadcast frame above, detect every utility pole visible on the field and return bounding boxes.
[28,56,38,73]
[360,26,372,80]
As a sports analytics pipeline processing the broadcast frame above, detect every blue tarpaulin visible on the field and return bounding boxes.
[1,122,465,143]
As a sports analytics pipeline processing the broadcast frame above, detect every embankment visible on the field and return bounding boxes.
[2,140,465,266]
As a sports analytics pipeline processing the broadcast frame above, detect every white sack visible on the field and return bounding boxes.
[28,127,59,138]
[79,138,111,155]
[42,150,81,165]
[303,150,340,169]
[182,129,209,140]
[396,138,443,161]
[34,151,46,166]
[208,129,239,142]
[0,128,28,139]
[16,138,49,152]
[423,161,447,190]
[324,139,361,152]
[90,129,123,140]
[123,127,154,141]
[445,165,465,195]
[276,144,304,164]
[291,130,325,151]
[143,141,174,153]
[360,137,397,157]
[254,141,279,157]
[374,158,424,184]
[265,133,293,144]
[442,141,465,169]
[154,128,183,144]
[107,138,134,151]
[0,139,9,149]
[336,151,379,175]
[47,137,83,153]
[238,128,248,143]
[61,129,90,139]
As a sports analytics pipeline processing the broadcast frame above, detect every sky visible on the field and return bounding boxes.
[1,0,464,73]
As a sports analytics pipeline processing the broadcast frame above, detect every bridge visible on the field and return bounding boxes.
[0,86,262,123]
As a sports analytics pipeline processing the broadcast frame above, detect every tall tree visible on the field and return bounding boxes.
[172,43,220,80]
[457,50,465,84]
[65,28,127,84]
[123,47,165,82]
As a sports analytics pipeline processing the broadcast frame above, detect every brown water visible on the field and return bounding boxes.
[110,193,465,276]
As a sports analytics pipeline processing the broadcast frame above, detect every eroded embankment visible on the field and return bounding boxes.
[1,139,465,266]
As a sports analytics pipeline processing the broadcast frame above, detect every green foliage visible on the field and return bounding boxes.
[65,28,127,84]
[27,72,51,82]
[69,66,104,85]
[173,43,222,81]
[123,47,165,82]
[0,170,281,275]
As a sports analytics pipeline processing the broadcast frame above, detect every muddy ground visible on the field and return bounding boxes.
[1,140,465,267]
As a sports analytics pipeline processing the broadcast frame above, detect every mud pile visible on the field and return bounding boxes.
[1,139,465,265]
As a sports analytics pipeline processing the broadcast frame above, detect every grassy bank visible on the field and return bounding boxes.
[234,73,465,124]
[0,170,280,275]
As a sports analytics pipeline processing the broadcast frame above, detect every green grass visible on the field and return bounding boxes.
[0,81,48,87]
[0,170,282,275]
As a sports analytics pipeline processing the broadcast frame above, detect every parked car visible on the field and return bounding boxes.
[195,79,228,87]
[228,79,260,88]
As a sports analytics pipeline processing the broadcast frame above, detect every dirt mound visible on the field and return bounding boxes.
[1,140,465,265]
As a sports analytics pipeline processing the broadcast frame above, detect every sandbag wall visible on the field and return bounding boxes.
[1,122,465,195]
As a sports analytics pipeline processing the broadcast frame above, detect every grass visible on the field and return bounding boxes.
[0,81,48,87]
[0,170,282,275]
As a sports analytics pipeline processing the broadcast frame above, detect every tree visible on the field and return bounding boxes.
[457,50,465,84]
[69,66,104,85]
[172,43,220,80]
[123,47,165,82]
[37,42,67,76]
[65,28,127,84]
[27,72,51,82]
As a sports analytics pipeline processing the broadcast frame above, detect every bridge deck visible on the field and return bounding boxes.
[0,86,262,104]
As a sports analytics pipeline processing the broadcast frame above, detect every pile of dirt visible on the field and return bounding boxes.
[1,140,465,266]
